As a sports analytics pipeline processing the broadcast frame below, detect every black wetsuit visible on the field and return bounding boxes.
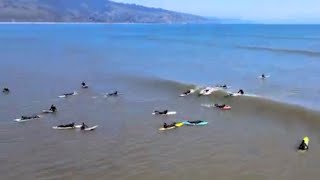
[215,104,226,108]
[218,85,227,89]
[108,91,118,96]
[298,140,308,150]
[164,122,176,128]
[58,123,75,128]
[49,105,57,112]
[80,123,88,130]
[183,90,191,95]
[187,120,203,124]
[3,88,10,93]
[155,110,168,115]
[82,82,88,88]
[64,92,74,96]
[21,115,39,120]
[238,89,244,95]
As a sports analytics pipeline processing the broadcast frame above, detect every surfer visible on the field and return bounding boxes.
[58,122,75,128]
[154,110,168,115]
[187,120,202,124]
[298,138,309,150]
[238,89,244,95]
[2,88,10,93]
[182,90,191,95]
[81,82,88,88]
[163,122,176,128]
[217,85,228,89]
[49,104,57,112]
[214,104,226,108]
[21,115,40,120]
[80,122,89,130]
[107,91,118,97]
[64,92,74,96]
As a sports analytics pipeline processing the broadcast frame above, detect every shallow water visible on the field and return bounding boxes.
[1,24,320,180]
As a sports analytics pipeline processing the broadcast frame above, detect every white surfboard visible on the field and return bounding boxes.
[42,110,54,114]
[159,126,176,131]
[58,91,78,98]
[52,126,76,130]
[152,111,177,115]
[201,104,214,108]
[14,116,41,122]
[74,125,98,131]
[84,125,98,131]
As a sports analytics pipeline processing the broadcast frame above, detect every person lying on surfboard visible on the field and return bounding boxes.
[107,91,118,97]
[187,120,203,124]
[21,115,40,120]
[57,123,75,128]
[2,88,10,93]
[80,122,89,130]
[49,104,57,112]
[154,110,168,115]
[163,122,176,128]
[298,139,309,150]
[214,104,226,108]
[261,74,265,79]
[64,92,74,96]
[182,90,191,95]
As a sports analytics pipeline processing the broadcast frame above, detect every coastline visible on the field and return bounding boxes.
[0,22,139,25]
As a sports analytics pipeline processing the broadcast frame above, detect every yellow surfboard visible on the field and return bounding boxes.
[175,122,184,127]
[303,136,309,146]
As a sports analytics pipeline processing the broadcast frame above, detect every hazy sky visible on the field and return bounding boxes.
[113,0,320,23]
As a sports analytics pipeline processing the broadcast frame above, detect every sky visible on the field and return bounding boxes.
[112,0,320,23]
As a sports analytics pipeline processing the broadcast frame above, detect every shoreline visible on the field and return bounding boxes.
[0,22,141,25]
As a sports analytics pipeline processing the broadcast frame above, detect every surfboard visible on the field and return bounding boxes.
[42,110,54,114]
[14,118,35,122]
[201,104,213,108]
[152,111,176,115]
[222,106,232,110]
[14,116,41,122]
[183,121,208,126]
[83,125,98,131]
[175,122,184,127]
[58,91,77,98]
[52,126,76,130]
[159,123,183,131]
[74,125,98,131]
[82,85,88,89]
[159,126,176,131]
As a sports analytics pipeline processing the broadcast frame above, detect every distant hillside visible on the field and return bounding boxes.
[0,0,209,23]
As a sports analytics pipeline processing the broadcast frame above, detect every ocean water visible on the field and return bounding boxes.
[1,24,320,180]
